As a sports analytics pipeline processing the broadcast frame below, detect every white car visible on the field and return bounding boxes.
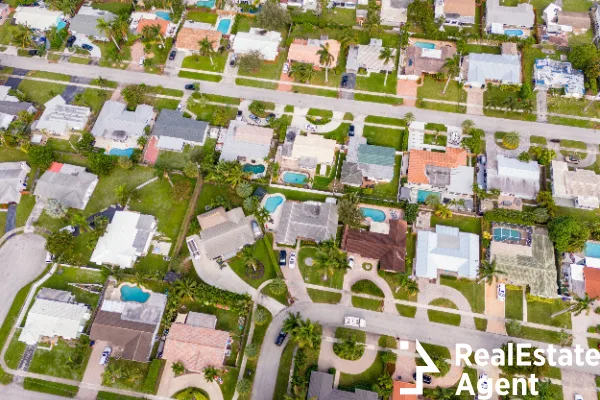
[344,316,366,328]
[45,252,54,264]
[139,56,145,67]
[574,395,583,400]
[497,283,506,302]
[347,256,355,269]
[289,252,296,269]
[283,62,290,74]
[478,373,488,390]
[99,347,111,365]
[304,123,317,132]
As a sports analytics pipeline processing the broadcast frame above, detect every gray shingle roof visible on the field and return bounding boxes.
[34,165,98,209]
[0,100,34,116]
[153,109,208,142]
[275,201,339,245]
[467,53,521,85]
[308,371,378,400]
[91,101,154,139]
[486,0,534,27]
[69,12,116,38]
[340,161,363,186]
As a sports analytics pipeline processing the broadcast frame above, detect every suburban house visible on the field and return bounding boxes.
[0,162,30,204]
[130,12,177,37]
[341,137,396,187]
[175,21,221,53]
[219,120,273,163]
[392,382,417,400]
[19,290,90,345]
[415,225,480,280]
[232,28,282,61]
[434,0,476,24]
[534,59,585,97]
[487,155,540,200]
[380,0,411,26]
[465,53,521,87]
[346,39,396,74]
[0,4,10,26]
[490,226,557,298]
[280,130,337,174]
[288,39,341,68]
[280,0,318,12]
[275,200,339,245]
[545,3,591,34]
[152,109,208,152]
[551,160,600,209]
[0,99,36,130]
[162,313,231,373]
[14,6,65,31]
[69,6,116,41]
[90,286,167,362]
[192,206,259,260]
[308,371,378,400]
[91,101,154,148]
[583,267,600,299]
[90,211,157,269]
[485,0,534,34]
[34,162,98,209]
[402,45,457,79]
[341,219,408,272]
[405,148,474,210]
[34,95,91,137]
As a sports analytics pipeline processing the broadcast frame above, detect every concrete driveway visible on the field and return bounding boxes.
[484,278,506,335]
[158,359,224,399]
[78,341,109,400]
[339,72,356,100]
[73,34,101,59]
[0,233,46,324]
[561,370,597,400]
[5,203,16,233]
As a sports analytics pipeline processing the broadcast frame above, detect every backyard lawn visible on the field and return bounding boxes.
[228,238,279,288]
[526,297,572,329]
[372,156,401,200]
[186,10,218,24]
[439,275,485,313]
[36,266,105,307]
[298,246,346,289]
[362,126,405,150]
[194,183,243,217]
[430,214,481,235]
[155,145,202,170]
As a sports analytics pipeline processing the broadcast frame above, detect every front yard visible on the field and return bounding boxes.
[362,126,405,150]
[181,54,227,73]
[417,76,467,103]
[28,339,92,381]
[298,246,346,289]
[355,72,397,94]
[526,296,572,329]
[228,237,279,288]
[439,275,485,313]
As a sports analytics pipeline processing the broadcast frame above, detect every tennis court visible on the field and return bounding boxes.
[493,227,521,242]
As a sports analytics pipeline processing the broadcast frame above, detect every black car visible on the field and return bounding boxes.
[549,139,561,143]
[229,55,236,67]
[185,83,196,90]
[168,50,176,61]
[413,373,432,384]
[66,36,76,47]
[81,44,93,51]
[341,75,349,88]
[348,124,355,136]
[279,250,287,267]
[28,49,38,56]
[275,331,288,346]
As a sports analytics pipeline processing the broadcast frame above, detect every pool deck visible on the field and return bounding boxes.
[262,193,286,232]
[491,223,532,247]
[358,203,404,226]
[104,282,151,302]
[278,170,311,186]
[408,38,456,50]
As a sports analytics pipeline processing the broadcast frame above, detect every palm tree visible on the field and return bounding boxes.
[404,112,415,126]
[339,30,358,49]
[97,18,120,51]
[502,131,520,150]
[69,211,89,232]
[461,119,474,134]
[14,24,33,49]
[333,336,364,360]
[442,55,460,94]
[198,38,215,65]
[503,96,518,112]
[240,246,258,271]
[552,293,599,318]
[282,312,301,333]
[268,278,287,296]
[425,194,440,208]
[289,62,316,83]
[224,162,250,188]
[173,278,198,301]
[317,43,334,83]
[254,207,270,226]
[203,366,219,382]
[171,361,185,376]
[434,203,452,219]
[292,318,321,349]
[236,378,252,395]
[379,47,394,86]
[397,274,419,294]
[112,13,130,43]
[477,259,505,285]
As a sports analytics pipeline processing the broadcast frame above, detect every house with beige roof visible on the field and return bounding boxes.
[551,160,600,209]
[434,0,476,24]
[288,39,341,68]
[279,129,337,174]
[175,21,222,53]
[346,39,396,74]
[219,120,273,163]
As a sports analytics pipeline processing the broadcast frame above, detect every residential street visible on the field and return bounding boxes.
[3,55,600,143]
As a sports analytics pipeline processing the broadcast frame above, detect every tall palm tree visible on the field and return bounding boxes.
[14,24,33,49]
[240,246,258,271]
[397,274,419,294]
[282,312,302,333]
[339,30,358,49]
[461,119,474,133]
[379,47,394,86]
[502,131,520,150]
[171,361,185,376]
[69,211,89,232]
[203,366,219,382]
[477,259,505,285]
[503,96,518,112]
[198,38,215,65]
[292,318,321,349]
[97,18,120,51]
[442,55,460,94]
[173,278,198,301]
[289,62,316,83]
[317,43,334,83]
[224,162,250,188]
[404,112,415,126]
[112,13,130,43]
[434,203,452,219]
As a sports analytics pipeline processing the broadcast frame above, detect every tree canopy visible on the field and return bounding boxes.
[548,216,590,253]
[256,2,291,31]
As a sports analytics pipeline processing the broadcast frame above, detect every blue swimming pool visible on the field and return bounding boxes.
[155,11,171,20]
[264,195,284,213]
[282,171,308,185]
[504,29,524,37]
[493,227,521,242]
[56,20,67,31]
[242,163,265,174]
[361,207,386,223]
[585,242,600,258]
[120,285,150,303]
[196,0,216,7]
[414,41,435,49]
[417,190,440,203]
[217,18,231,35]
[109,148,134,157]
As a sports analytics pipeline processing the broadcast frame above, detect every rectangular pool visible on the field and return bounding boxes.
[585,241,600,258]
[414,41,435,49]
[417,190,440,203]
[493,227,521,242]
[217,18,231,35]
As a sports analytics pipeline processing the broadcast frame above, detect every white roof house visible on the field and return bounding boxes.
[0,162,30,204]
[487,155,540,199]
[346,39,396,73]
[34,95,91,137]
[232,28,282,61]
[34,163,98,209]
[90,211,157,269]
[14,6,64,31]
[534,59,585,97]
[280,130,337,171]
[219,120,273,162]
[415,225,480,279]
[486,0,534,28]
[552,160,600,209]
[466,53,521,86]
[91,101,154,141]
[380,0,411,26]
[19,299,90,345]
[0,86,19,103]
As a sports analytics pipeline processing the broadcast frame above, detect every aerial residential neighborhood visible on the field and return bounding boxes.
[0,0,600,399]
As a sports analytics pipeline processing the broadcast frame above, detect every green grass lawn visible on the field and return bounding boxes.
[228,238,278,288]
[322,122,351,144]
[475,318,488,331]
[355,72,397,94]
[464,44,501,54]
[338,351,385,391]
[378,271,417,301]
[37,266,104,307]
[133,253,169,278]
[351,296,382,311]
[72,88,111,113]
[320,7,356,26]
[378,335,397,349]
[101,359,152,392]
[23,378,78,398]
[273,341,296,399]
[0,147,29,162]
[68,57,90,65]
[307,108,333,118]
[238,54,287,81]
[202,93,241,105]
[421,343,451,359]
[364,115,406,127]
[194,183,243,216]
[96,391,142,400]
[354,93,403,105]
[181,54,227,73]
[4,333,26,369]
[526,297,572,329]
[15,194,35,228]
[439,275,485,313]
[350,279,384,297]
[29,340,92,381]
[261,281,288,305]
[307,288,342,303]
[186,10,218,24]
[292,85,338,97]
[373,156,401,199]
[27,71,71,82]
[187,102,238,125]
[430,214,481,235]
[505,287,523,320]
[507,323,570,345]
[155,145,202,170]
[418,76,467,103]
[396,304,417,317]
[530,135,547,145]
[428,298,461,326]
[298,246,346,289]
[560,139,587,150]
[18,80,67,106]
[335,326,366,343]
[237,78,277,90]
[91,1,132,14]
[362,126,405,150]
[179,70,222,82]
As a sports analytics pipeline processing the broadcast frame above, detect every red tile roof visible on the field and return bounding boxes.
[407,148,468,184]
[585,267,600,298]
[392,381,417,400]
[341,219,407,272]
[48,162,63,172]
[136,18,170,36]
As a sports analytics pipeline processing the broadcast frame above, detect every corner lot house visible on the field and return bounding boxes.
[435,0,476,24]
[69,6,116,41]
[486,0,534,34]
[346,39,396,74]
[534,59,585,97]
[152,109,208,152]
[219,121,273,163]
[487,155,540,200]
[34,95,91,137]
[551,160,600,209]
[14,6,65,31]
[280,130,337,174]
[415,225,480,279]
[34,162,98,209]
[0,99,36,130]
[90,285,166,362]
[288,39,341,68]
[341,138,395,187]
[402,45,456,79]
[232,28,282,61]
[308,371,378,400]
[91,101,154,149]
[342,219,407,272]
[90,211,157,268]
[19,291,90,345]
[465,53,521,87]
[275,201,338,245]
[175,21,221,53]
[0,162,30,204]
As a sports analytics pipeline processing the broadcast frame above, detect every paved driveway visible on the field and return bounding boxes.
[61,85,85,103]
[561,370,597,400]
[79,341,109,400]
[484,278,506,335]
[339,73,356,100]
[5,203,16,233]
[0,233,46,325]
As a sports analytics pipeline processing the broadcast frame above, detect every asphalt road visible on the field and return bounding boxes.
[3,54,600,143]
[253,302,600,400]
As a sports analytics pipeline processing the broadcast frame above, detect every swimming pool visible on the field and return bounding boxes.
[414,41,435,49]
[217,18,231,35]
[243,163,265,174]
[585,242,600,258]
[120,285,150,303]
[109,148,134,157]
[282,171,308,185]
[361,207,386,223]
[155,11,171,20]
[264,195,284,213]
[493,227,521,242]
[504,29,524,37]
[417,190,440,203]
[196,0,216,7]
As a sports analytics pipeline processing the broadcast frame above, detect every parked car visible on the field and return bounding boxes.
[45,252,54,264]
[479,373,488,390]
[283,62,290,74]
[275,331,288,346]
[81,44,93,51]
[249,113,261,124]
[251,220,262,237]
[348,124,355,137]
[304,123,317,132]
[347,256,354,269]
[66,36,76,47]
[341,75,348,88]
[185,83,196,90]
[99,347,111,365]
[266,113,276,123]
[139,56,146,67]
[574,395,583,400]
[566,155,580,164]
[413,373,432,384]
[60,225,76,234]
[177,102,183,111]
[497,283,506,301]
[289,252,296,269]
[344,316,366,328]
[28,49,38,56]
[236,110,243,121]
[168,50,176,61]
[229,55,236,67]
[279,250,287,267]
[549,139,561,143]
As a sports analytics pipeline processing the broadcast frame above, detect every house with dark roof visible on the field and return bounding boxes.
[308,371,378,400]
[275,201,338,245]
[342,219,407,272]
[0,100,36,130]
[152,109,209,152]
[34,162,98,209]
